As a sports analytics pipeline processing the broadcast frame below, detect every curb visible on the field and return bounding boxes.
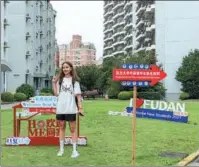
[176,150,199,166]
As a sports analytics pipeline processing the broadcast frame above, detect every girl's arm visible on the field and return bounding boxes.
[77,94,82,109]
[52,76,59,96]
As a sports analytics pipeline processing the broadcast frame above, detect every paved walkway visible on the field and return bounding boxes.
[1,102,19,110]
[187,156,199,166]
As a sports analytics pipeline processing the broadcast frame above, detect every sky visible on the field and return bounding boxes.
[51,1,104,60]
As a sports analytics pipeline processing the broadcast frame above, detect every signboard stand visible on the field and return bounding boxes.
[6,97,87,146]
[113,64,167,166]
[132,86,137,166]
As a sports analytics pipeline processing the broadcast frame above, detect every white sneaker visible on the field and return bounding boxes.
[57,150,64,156]
[71,150,79,158]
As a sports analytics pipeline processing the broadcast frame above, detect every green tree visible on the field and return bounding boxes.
[76,65,101,91]
[176,49,199,99]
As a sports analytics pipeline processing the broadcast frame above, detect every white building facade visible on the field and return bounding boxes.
[2,0,57,92]
[103,0,199,100]
[1,0,12,93]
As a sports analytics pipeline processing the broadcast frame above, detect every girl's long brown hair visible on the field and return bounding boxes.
[58,61,80,85]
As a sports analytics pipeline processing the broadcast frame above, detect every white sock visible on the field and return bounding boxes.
[60,140,64,151]
[72,142,77,152]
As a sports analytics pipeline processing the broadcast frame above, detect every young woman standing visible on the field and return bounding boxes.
[52,61,83,158]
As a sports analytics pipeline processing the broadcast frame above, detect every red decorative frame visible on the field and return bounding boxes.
[5,103,87,146]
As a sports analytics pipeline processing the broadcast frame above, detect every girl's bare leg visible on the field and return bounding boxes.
[57,121,66,156]
[69,121,79,158]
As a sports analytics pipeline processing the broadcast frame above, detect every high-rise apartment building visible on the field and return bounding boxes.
[103,0,199,100]
[58,35,96,67]
[135,1,155,53]
[2,0,57,92]
[103,1,135,59]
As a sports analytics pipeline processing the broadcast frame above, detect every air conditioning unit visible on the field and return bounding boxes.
[26,32,30,36]
[26,13,30,19]
[26,69,30,74]
[4,41,9,48]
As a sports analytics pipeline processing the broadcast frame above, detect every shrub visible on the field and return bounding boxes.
[40,93,53,96]
[1,92,14,102]
[118,91,132,100]
[107,87,120,99]
[40,88,53,94]
[14,93,27,101]
[16,84,34,99]
[179,92,189,100]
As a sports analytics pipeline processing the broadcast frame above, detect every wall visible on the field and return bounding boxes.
[156,1,199,100]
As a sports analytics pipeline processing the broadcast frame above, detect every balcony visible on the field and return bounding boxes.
[136,33,145,41]
[124,1,133,10]
[4,19,9,28]
[104,36,113,42]
[124,22,133,30]
[103,54,113,59]
[104,27,113,34]
[124,33,133,40]
[136,47,145,53]
[150,44,155,50]
[124,12,132,20]
[104,1,114,10]
[113,11,125,20]
[112,50,126,56]
[113,21,125,29]
[104,45,113,50]
[104,19,113,26]
[136,6,145,16]
[136,20,144,28]
[113,31,125,38]
[146,24,155,32]
[113,41,125,47]
[124,44,132,51]
[146,4,155,14]
[145,37,151,42]
[146,44,155,51]
[113,2,125,11]
[104,10,113,18]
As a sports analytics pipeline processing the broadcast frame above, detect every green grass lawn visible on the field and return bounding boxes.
[1,99,199,166]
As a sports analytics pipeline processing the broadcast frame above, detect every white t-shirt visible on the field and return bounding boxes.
[56,77,81,114]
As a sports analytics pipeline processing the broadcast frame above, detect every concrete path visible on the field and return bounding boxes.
[187,156,199,166]
[1,102,19,110]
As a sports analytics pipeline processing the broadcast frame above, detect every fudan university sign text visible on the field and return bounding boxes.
[125,99,188,123]
[143,100,185,112]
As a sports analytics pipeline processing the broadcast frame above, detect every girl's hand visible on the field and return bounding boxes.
[78,108,84,116]
[52,76,58,83]
[54,92,59,97]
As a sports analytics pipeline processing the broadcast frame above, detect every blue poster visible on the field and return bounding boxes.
[126,107,188,123]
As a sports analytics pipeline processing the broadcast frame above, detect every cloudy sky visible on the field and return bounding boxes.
[51,1,104,60]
